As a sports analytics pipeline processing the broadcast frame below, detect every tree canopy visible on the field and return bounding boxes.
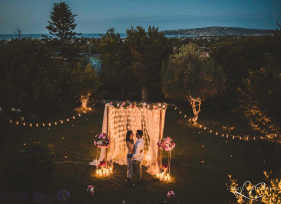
[46,2,77,40]
[162,43,225,101]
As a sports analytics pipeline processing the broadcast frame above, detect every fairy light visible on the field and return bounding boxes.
[5,101,280,143]
[96,166,113,177]
[156,172,172,182]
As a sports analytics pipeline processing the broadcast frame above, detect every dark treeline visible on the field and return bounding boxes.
[0,39,99,117]
[0,30,281,122]
[0,0,280,123]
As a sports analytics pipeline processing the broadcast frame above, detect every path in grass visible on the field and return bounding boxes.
[1,106,279,203]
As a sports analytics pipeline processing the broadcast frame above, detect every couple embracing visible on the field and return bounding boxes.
[126,130,144,183]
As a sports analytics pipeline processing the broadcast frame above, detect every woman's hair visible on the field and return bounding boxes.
[136,130,143,138]
[126,130,133,142]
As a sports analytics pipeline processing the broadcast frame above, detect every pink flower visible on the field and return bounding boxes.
[161,164,168,173]
[99,161,106,167]
[166,190,176,198]
[159,137,176,151]
[87,185,95,196]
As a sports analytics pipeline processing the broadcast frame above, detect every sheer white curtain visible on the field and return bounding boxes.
[98,103,166,175]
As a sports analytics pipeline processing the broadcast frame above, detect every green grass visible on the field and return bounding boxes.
[0,106,280,204]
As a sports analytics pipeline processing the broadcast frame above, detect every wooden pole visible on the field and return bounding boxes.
[158,109,163,170]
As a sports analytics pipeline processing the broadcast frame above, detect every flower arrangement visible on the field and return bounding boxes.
[98,160,106,168]
[87,185,95,196]
[158,137,176,152]
[161,164,168,174]
[108,101,167,110]
[166,190,176,198]
[93,133,109,148]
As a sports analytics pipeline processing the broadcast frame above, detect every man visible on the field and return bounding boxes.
[132,130,144,183]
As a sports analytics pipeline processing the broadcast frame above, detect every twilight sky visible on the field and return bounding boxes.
[0,0,280,34]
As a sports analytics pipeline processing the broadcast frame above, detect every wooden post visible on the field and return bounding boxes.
[158,109,163,170]
[106,105,109,167]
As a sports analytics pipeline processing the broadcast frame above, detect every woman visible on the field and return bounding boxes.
[126,130,134,179]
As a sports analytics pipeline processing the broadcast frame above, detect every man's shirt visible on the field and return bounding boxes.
[132,138,144,161]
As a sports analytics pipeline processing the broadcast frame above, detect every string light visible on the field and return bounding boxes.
[4,101,281,144]
[95,166,113,177]
[169,104,280,144]
[7,113,85,129]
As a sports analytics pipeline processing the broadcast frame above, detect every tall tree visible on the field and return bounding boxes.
[274,21,281,40]
[98,28,135,99]
[46,2,77,40]
[162,43,225,122]
[126,26,170,101]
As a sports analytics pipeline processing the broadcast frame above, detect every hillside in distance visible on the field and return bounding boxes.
[163,26,274,37]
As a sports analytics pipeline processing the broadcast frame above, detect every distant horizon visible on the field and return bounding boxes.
[0,25,276,35]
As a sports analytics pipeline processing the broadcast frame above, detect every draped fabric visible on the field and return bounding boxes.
[98,103,166,175]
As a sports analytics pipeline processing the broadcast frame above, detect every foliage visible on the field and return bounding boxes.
[46,1,77,40]
[126,26,170,100]
[46,2,80,61]
[210,36,281,113]
[238,57,281,130]
[98,28,136,99]
[98,26,170,100]
[162,43,225,101]
[274,21,281,40]
[212,37,280,90]
[0,39,100,116]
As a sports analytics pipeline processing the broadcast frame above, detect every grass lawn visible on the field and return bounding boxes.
[0,105,280,204]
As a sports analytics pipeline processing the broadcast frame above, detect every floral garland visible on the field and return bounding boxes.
[158,137,176,152]
[93,133,109,148]
[108,101,167,110]
[87,185,95,196]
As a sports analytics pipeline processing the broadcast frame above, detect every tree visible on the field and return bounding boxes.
[162,43,225,122]
[14,26,22,40]
[46,2,77,41]
[0,39,100,116]
[98,28,135,99]
[126,26,170,101]
[274,21,281,40]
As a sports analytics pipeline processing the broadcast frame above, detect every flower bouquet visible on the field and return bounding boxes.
[158,137,176,152]
[93,133,109,148]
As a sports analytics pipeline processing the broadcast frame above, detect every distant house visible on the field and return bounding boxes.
[199,47,210,58]
[200,51,210,58]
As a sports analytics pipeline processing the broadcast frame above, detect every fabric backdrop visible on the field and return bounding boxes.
[98,103,166,175]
